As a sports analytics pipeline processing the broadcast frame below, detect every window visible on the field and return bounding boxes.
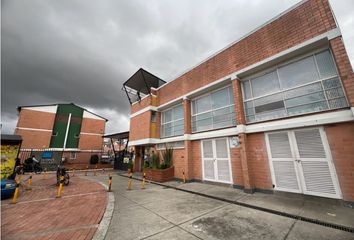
[161,105,184,138]
[70,152,76,160]
[151,111,157,123]
[192,86,236,132]
[156,141,184,150]
[242,50,348,123]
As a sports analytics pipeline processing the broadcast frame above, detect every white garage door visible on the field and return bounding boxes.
[266,127,341,199]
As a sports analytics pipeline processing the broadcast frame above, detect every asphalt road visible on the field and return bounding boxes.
[87,174,354,240]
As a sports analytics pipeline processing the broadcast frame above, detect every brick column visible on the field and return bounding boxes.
[231,78,246,125]
[183,98,192,134]
[239,133,254,193]
[183,98,193,180]
[330,37,354,106]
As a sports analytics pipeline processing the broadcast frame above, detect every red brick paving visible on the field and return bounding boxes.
[1,174,107,240]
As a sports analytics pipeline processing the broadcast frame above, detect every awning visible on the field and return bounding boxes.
[103,131,129,140]
[122,68,166,104]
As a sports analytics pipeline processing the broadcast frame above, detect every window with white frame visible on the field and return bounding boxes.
[156,141,184,150]
[70,152,76,160]
[192,86,236,132]
[161,105,184,138]
[242,49,348,123]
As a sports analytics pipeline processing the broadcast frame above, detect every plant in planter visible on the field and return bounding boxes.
[144,147,174,182]
[161,147,173,169]
[151,153,160,169]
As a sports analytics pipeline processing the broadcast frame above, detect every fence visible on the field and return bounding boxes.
[19,149,108,171]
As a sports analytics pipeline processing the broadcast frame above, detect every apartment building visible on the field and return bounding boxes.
[15,103,107,164]
[125,0,354,201]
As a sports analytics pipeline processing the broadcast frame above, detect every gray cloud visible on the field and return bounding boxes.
[2,0,353,134]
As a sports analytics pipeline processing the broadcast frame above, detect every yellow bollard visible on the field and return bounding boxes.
[12,175,22,204]
[43,168,47,180]
[108,174,112,192]
[183,171,186,183]
[128,172,133,190]
[56,175,64,198]
[85,166,88,176]
[27,173,32,190]
[142,172,146,189]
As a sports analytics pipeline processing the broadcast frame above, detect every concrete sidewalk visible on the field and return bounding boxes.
[1,174,108,240]
[85,173,354,240]
[120,171,354,231]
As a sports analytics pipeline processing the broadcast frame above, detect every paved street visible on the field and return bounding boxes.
[1,174,107,240]
[87,174,354,240]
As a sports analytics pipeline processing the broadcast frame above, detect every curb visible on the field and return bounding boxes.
[92,182,115,240]
[117,173,354,233]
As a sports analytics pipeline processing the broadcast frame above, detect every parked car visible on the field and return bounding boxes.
[1,179,17,200]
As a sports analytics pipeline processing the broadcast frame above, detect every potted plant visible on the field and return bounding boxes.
[144,147,174,182]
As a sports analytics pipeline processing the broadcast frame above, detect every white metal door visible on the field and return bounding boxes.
[266,131,302,193]
[201,138,232,184]
[202,140,216,181]
[293,128,341,199]
[266,128,341,199]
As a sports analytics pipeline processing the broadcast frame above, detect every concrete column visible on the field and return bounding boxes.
[239,133,254,193]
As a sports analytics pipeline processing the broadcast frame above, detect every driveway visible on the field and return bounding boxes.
[87,174,354,240]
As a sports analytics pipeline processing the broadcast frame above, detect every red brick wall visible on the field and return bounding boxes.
[191,140,202,180]
[80,118,105,134]
[157,0,336,106]
[15,109,56,149]
[15,129,52,149]
[129,112,151,141]
[230,147,243,186]
[170,149,187,179]
[16,109,55,130]
[78,135,103,150]
[131,95,156,114]
[330,37,354,106]
[325,122,354,201]
[246,133,273,190]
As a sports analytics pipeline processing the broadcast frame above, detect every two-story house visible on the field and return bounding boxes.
[125,0,354,202]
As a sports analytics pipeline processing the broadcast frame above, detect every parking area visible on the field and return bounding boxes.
[1,173,108,240]
[87,174,354,240]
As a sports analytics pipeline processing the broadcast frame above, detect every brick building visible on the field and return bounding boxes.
[126,0,354,202]
[15,103,107,164]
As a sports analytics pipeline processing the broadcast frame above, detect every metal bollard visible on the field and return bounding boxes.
[72,168,75,177]
[27,173,32,190]
[12,175,22,204]
[85,166,88,176]
[142,172,146,189]
[183,171,186,183]
[128,172,133,190]
[56,175,64,198]
[108,174,112,192]
[94,165,97,176]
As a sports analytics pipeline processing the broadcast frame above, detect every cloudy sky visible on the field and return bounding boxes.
[2,0,353,134]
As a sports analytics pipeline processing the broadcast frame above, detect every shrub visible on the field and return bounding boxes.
[161,147,173,168]
[90,154,99,165]
[143,160,150,168]
[151,153,160,169]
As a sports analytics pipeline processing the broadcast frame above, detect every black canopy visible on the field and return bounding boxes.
[122,68,166,104]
